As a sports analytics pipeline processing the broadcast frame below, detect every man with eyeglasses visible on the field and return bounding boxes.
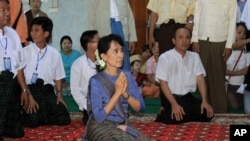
[70,30,99,125]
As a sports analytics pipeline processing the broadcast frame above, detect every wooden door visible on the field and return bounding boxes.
[129,0,149,54]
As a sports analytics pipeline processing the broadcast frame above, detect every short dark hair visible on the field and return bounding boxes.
[236,22,248,33]
[97,34,124,57]
[141,44,150,52]
[172,27,191,39]
[80,30,98,51]
[141,44,152,54]
[60,35,72,50]
[31,16,53,43]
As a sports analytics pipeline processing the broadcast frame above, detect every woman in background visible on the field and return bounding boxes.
[139,44,152,74]
[60,35,81,96]
[226,22,250,112]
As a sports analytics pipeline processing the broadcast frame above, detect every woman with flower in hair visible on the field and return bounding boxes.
[84,34,150,141]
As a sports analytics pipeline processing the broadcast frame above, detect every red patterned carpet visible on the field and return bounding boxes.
[133,122,228,140]
[3,113,250,141]
[3,120,84,141]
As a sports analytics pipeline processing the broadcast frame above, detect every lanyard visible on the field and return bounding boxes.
[35,47,47,71]
[0,38,7,55]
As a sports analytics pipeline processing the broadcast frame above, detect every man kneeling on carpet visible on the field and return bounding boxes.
[84,34,151,140]
[22,17,71,128]
[71,30,99,126]
[155,27,214,124]
[0,0,29,138]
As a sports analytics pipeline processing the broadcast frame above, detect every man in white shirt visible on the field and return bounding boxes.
[191,0,237,113]
[71,30,99,125]
[22,17,70,128]
[0,0,29,138]
[155,27,213,124]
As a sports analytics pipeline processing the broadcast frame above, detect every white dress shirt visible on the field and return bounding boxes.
[23,43,65,85]
[0,26,26,77]
[70,55,97,111]
[155,49,206,95]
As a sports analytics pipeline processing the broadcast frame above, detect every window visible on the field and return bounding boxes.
[49,0,58,12]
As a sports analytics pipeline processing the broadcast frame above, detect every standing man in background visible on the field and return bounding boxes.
[192,0,237,113]
[147,0,195,54]
[25,0,47,42]
[87,0,137,70]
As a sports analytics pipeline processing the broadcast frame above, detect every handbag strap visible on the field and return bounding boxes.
[229,50,243,80]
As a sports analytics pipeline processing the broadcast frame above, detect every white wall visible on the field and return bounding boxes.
[22,0,89,53]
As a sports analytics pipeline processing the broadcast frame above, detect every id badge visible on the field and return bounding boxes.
[3,57,11,70]
[31,73,38,84]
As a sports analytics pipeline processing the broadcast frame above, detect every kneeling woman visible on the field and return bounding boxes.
[84,34,150,141]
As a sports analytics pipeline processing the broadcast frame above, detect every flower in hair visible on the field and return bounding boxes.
[95,50,105,70]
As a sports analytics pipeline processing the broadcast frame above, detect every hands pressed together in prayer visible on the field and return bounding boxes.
[115,72,128,98]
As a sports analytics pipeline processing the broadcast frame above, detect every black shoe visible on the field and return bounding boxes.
[82,109,89,126]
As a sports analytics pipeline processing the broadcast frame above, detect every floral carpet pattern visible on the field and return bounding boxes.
[3,113,250,141]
